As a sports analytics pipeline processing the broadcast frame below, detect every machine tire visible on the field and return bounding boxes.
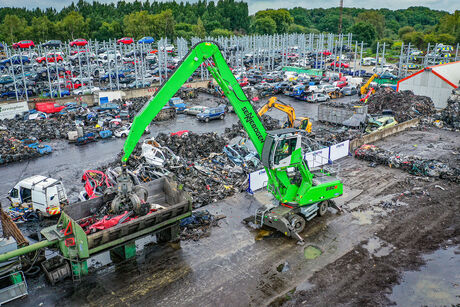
[205,117,209,122]
[318,201,328,216]
[290,214,306,234]
[36,210,44,221]
[157,228,172,243]
[134,185,148,202]
[111,195,122,213]
[220,115,224,120]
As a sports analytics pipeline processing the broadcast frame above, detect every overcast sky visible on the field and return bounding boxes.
[0,0,456,15]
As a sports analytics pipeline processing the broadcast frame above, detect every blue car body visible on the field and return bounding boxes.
[100,72,125,81]
[93,103,120,112]
[196,107,226,122]
[168,98,186,113]
[291,85,306,97]
[0,56,30,65]
[138,37,155,44]
[43,89,70,98]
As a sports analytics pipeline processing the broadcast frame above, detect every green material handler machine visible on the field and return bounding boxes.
[122,41,343,241]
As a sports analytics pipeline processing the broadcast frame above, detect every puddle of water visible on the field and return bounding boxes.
[388,246,460,306]
[351,210,374,225]
[363,236,394,257]
[304,245,322,260]
[276,261,290,273]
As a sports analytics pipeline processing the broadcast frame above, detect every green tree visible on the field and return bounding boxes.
[123,10,154,38]
[398,26,415,38]
[210,28,233,37]
[192,17,206,38]
[287,24,306,34]
[152,10,175,38]
[60,11,87,40]
[349,22,376,45]
[437,33,456,45]
[253,16,276,35]
[402,31,425,49]
[95,21,122,41]
[255,9,292,33]
[0,14,27,43]
[175,22,193,33]
[436,10,459,41]
[357,11,385,38]
[29,16,54,42]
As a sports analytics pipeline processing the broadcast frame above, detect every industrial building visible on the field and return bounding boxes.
[397,61,460,109]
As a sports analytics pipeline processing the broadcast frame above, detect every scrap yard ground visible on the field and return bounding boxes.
[3,92,459,306]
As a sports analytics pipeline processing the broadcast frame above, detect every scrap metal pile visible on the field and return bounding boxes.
[312,126,362,147]
[179,210,224,241]
[120,131,259,207]
[223,115,282,139]
[366,88,435,122]
[0,136,44,164]
[0,116,73,141]
[440,88,460,129]
[354,144,460,183]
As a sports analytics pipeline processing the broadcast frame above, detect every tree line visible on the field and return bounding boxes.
[0,0,458,50]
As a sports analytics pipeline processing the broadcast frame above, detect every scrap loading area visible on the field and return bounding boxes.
[1,50,459,305]
[2,92,459,306]
[9,128,460,307]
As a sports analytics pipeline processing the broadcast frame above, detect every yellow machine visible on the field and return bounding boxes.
[258,97,312,133]
[360,73,378,95]
[328,89,343,99]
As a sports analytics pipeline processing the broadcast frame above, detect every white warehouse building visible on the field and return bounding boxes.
[397,61,460,109]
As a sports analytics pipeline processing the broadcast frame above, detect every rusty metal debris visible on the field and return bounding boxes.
[366,88,435,122]
[354,144,460,183]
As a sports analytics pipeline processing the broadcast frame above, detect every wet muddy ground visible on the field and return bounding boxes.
[3,94,459,306]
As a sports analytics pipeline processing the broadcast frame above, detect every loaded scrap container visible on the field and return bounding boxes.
[40,177,191,278]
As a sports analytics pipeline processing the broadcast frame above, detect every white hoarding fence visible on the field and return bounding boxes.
[248,140,351,192]
[98,91,123,105]
[329,140,350,161]
[304,147,330,168]
[248,169,268,193]
[0,101,29,120]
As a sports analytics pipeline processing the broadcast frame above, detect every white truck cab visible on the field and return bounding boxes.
[8,175,68,217]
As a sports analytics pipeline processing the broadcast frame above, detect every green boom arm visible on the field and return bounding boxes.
[122,41,343,206]
[122,42,267,162]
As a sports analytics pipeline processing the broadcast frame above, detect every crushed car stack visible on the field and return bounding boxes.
[354,144,460,183]
[366,88,435,122]
[440,88,460,129]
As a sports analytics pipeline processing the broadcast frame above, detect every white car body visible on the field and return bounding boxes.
[307,93,329,103]
[73,86,100,95]
[8,175,68,217]
[114,123,149,137]
[141,138,180,167]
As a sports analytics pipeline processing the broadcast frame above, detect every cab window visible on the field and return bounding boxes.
[9,188,18,198]
[20,187,32,202]
[274,138,297,164]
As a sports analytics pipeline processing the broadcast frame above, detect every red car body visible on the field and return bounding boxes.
[36,53,63,64]
[117,37,134,45]
[35,102,65,114]
[335,80,348,88]
[12,40,35,49]
[238,77,249,87]
[70,39,88,47]
[330,62,350,68]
